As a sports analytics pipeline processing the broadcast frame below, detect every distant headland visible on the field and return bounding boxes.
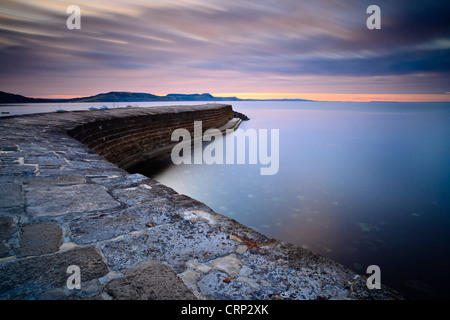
[0,91,313,104]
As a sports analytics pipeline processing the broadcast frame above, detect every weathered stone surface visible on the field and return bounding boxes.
[0,182,22,208]
[38,279,105,300]
[19,222,63,257]
[0,165,37,176]
[24,184,120,217]
[0,245,108,299]
[197,271,254,300]
[100,218,238,273]
[105,261,196,300]
[0,216,17,257]
[24,175,86,186]
[208,254,242,278]
[69,202,183,245]
[110,183,161,205]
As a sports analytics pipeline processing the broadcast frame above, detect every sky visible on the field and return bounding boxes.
[0,0,450,102]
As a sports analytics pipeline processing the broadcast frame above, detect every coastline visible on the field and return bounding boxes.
[0,105,403,300]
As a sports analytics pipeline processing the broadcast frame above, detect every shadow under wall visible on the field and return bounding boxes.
[127,157,175,179]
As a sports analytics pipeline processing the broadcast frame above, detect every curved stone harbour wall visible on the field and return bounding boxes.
[66,104,234,169]
[0,105,403,300]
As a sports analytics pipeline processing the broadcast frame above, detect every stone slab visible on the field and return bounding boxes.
[0,216,17,258]
[0,165,37,176]
[0,182,23,208]
[105,260,196,300]
[100,218,238,273]
[0,245,109,299]
[24,184,120,217]
[69,201,183,245]
[24,175,86,186]
[19,222,63,257]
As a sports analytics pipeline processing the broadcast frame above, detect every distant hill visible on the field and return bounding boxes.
[70,92,242,102]
[166,93,240,101]
[0,91,240,104]
[0,90,313,104]
[0,91,57,104]
[68,91,172,103]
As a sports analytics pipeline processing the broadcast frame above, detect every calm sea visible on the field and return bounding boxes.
[3,100,450,299]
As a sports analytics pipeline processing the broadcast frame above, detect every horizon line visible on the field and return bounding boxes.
[30,92,450,103]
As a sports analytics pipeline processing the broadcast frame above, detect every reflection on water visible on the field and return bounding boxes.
[130,101,450,299]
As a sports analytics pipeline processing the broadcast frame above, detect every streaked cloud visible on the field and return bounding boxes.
[0,0,449,99]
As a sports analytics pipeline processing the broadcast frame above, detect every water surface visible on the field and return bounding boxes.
[3,101,450,299]
[132,101,450,299]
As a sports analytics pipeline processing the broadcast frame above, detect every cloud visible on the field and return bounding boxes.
[0,0,449,96]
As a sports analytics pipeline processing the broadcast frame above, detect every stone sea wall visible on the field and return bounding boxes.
[66,104,234,169]
[0,105,403,300]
